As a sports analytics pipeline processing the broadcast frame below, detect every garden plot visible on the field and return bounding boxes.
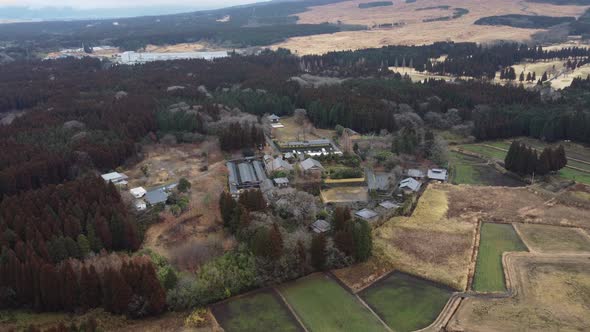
[515,224,590,253]
[321,186,369,203]
[449,254,590,332]
[472,223,528,292]
[211,289,303,332]
[375,185,477,290]
[279,274,387,332]
[449,152,523,187]
[360,272,452,332]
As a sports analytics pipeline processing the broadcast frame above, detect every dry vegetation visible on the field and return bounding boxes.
[144,42,229,53]
[273,0,589,55]
[320,186,369,203]
[447,185,590,229]
[374,185,477,290]
[125,143,235,271]
[449,254,590,332]
[331,254,395,292]
[272,116,335,142]
[515,224,590,253]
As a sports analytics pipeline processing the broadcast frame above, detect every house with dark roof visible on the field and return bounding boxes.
[227,158,268,197]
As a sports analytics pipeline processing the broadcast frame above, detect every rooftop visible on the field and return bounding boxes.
[101,172,128,182]
[311,220,330,233]
[274,177,290,185]
[407,169,425,178]
[379,201,400,210]
[129,187,147,198]
[301,158,324,171]
[400,178,422,192]
[145,189,169,205]
[355,208,379,220]
[428,168,448,181]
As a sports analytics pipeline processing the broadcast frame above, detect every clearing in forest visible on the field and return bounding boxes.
[278,274,387,332]
[211,289,303,332]
[360,272,452,332]
[472,223,528,292]
[375,185,476,290]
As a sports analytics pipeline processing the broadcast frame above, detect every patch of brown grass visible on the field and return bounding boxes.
[272,0,589,55]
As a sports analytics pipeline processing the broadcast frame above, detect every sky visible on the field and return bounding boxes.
[0,0,264,10]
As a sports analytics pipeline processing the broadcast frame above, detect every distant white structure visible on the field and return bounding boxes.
[130,187,147,198]
[101,172,128,186]
[118,51,229,64]
[428,168,448,182]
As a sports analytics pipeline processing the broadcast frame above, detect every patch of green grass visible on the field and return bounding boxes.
[449,152,523,187]
[212,289,302,332]
[280,274,386,332]
[459,144,507,160]
[473,223,527,292]
[559,168,590,185]
[360,273,452,332]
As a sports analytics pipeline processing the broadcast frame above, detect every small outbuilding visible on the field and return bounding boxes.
[145,188,169,206]
[311,220,330,233]
[379,201,400,210]
[101,172,128,186]
[355,208,379,222]
[134,199,147,211]
[428,168,448,182]
[273,177,290,188]
[129,187,147,198]
[268,114,281,123]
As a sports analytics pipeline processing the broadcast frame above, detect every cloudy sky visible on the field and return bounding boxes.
[0,0,264,9]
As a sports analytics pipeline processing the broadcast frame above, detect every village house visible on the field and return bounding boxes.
[428,168,448,182]
[268,114,281,123]
[265,155,293,174]
[399,177,422,193]
[300,158,324,174]
[134,199,147,211]
[406,169,426,180]
[227,158,268,197]
[101,172,129,186]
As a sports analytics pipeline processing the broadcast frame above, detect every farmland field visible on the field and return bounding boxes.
[450,254,590,331]
[472,223,527,292]
[449,152,524,187]
[515,224,590,253]
[212,289,303,332]
[321,186,369,203]
[375,185,476,290]
[279,274,386,332]
[360,272,452,332]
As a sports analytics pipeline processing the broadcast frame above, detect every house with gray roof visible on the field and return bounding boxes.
[399,177,422,193]
[145,188,169,206]
[427,168,448,182]
[406,169,425,179]
[268,114,281,123]
[226,158,269,197]
[355,208,379,222]
[273,177,290,188]
[300,158,324,173]
[379,201,400,210]
[101,172,128,186]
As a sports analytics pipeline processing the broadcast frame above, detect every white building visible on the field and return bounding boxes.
[428,169,448,182]
[101,172,128,186]
[130,187,147,199]
[134,199,147,211]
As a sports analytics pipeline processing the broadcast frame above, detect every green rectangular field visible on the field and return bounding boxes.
[449,152,524,187]
[279,274,386,332]
[211,289,303,332]
[458,144,507,160]
[360,272,452,332]
[472,223,527,292]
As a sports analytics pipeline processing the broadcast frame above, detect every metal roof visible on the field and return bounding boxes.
[238,162,256,183]
[407,169,425,178]
[379,201,400,210]
[101,172,128,182]
[355,208,379,220]
[130,187,147,198]
[428,168,448,181]
[253,160,267,181]
[301,158,323,171]
[311,220,330,233]
[400,178,422,192]
[145,189,169,205]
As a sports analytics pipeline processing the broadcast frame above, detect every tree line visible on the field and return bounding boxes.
[505,141,567,176]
